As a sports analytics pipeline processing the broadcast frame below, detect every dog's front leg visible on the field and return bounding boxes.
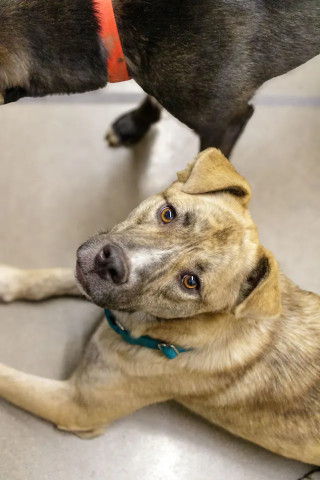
[0,360,167,438]
[199,104,254,157]
[0,265,80,302]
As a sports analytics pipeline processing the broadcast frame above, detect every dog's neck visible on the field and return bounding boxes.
[112,310,159,337]
[111,306,276,363]
[111,307,278,373]
[94,0,130,82]
[110,273,319,372]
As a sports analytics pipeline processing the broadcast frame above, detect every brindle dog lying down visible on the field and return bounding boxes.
[0,149,320,473]
[0,0,319,155]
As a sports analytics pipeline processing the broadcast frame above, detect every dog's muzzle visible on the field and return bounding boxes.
[94,244,129,285]
[76,239,130,295]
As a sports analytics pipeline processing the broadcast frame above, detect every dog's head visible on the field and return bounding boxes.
[76,148,281,320]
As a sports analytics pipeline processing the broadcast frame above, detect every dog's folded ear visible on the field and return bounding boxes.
[177,148,251,207]
[235,248,282,319]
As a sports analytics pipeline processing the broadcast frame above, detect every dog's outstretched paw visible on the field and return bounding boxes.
[298,469,320,480]
[0,265,23,303]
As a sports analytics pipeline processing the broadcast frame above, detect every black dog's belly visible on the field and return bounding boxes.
[118,0,320,134]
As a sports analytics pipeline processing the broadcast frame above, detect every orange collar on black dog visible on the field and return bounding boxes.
[94,0,130,83]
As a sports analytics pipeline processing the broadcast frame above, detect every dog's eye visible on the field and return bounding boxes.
[182,274,200,290]
[160,206,176,223]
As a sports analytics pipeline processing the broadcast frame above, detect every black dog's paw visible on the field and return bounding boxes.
[106,97,161,148]
[106,110,152,148]
[298,468,320,480]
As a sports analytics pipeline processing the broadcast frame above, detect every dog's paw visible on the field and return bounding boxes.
[106,125,122,147]
[106,110,151,148]
[299,469,320,480]
[0,265,23,303]
[58,424,106,439]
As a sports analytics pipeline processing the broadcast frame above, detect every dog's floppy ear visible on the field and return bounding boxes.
[177,148,251,206]
[235,248,282,319]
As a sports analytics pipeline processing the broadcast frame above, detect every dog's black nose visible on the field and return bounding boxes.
[94,244,128,284]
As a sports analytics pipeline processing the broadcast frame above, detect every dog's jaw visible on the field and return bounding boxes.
[75,261,92,301]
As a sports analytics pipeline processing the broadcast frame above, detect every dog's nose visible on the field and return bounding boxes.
[94,244,128,284]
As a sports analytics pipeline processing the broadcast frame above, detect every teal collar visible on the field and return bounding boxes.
[104,309,192,360]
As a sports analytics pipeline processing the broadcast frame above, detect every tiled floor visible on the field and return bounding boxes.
[0,55,319,480]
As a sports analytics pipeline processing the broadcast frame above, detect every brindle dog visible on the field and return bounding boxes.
[0,149,320,476]
[0,1,319,155]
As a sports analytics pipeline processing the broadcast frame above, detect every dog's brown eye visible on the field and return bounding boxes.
[182,274,199,289]
[160,206,176,223]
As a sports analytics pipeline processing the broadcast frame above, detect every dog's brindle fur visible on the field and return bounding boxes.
[0,148,320,466]
[0,1,319,154]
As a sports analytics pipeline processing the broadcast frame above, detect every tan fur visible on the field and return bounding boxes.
[0,149,319,466]
[0,47,31,93]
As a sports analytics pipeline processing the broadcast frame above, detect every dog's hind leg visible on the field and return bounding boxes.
[0,362,113,438]
[0,354,167,438]
[0,362,93,435]
[106,95,162,147]
[0,265,80,302]
[298,469,320,480]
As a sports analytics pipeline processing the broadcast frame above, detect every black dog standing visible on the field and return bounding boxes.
[0,1,319,152]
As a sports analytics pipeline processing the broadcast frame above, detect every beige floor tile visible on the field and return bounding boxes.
[0,55,319,480]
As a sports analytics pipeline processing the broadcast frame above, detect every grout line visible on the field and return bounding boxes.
[253,95,320,107]
[18,93,320,107]
[20,93,145,105]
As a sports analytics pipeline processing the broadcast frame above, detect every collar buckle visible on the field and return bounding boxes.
[158,343,180,359]
[114,318,127,332]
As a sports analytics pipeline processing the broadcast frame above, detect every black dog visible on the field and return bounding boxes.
[0,0,319,155]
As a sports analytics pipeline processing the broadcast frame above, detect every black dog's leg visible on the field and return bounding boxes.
[106,95,162,147]
[200,104,254,157]
[219,105,254,157]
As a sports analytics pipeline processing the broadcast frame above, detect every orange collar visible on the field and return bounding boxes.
[94,0,130,83]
